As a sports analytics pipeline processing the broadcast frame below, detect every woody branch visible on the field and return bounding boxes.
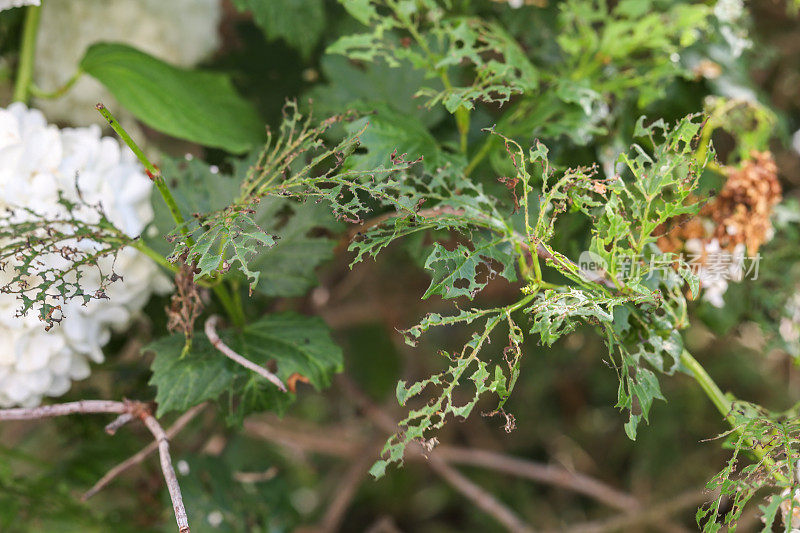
[0,399,191,533]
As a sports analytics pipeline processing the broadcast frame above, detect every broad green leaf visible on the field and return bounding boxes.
[345,103,462,172]
[251,200,342,298]
[340,0,378,25]
[238,313,343,390]
[149,312,343,418]
[232,0,325,59]
[147,334,236,417]
[306,55,445,129]
[80,43,263,153]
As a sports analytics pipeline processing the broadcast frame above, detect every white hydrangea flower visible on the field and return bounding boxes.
[0,0,39,11]
[684,238,746,308]
[0,103,169,407]
[712,0,752,60]
[714,0,745,24]
[777,486,800,532]
[780,292,800,357]
[33,0,221,126]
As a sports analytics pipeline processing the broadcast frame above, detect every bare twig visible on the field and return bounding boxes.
[0,400,191,533]
[83,402,206,501]
[434,447,639,512]
[428,454,534,533]
[551,489,706,533]
[246,409,640,515]
[204,315,287,391]
[233,467,278,483]
[245,416,702,532]
[336,376,638,512]
[317,441,381,533]
[0,399,127,420]
[364,516,404,533]
[141,412,190,533]
[105,412,134,435]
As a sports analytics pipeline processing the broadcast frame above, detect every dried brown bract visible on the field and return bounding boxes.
[166,256,203,340]
[707,151,781,254]
[657,152,781,256]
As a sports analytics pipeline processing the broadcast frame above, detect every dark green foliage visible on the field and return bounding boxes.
[80,43,264,153]
[148,312,343,418]
[5,0,799,530]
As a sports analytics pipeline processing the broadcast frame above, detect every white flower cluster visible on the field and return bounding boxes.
[780,292,800,358]
[778,486,800,533]
[714,0,752,59]
[0,0,39,11]
[33,0,221,126]
[684,238,747,308]
[0,103,169,407]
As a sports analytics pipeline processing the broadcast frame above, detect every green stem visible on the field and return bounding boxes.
[12,5,41,103]
[465,136,494,176]
[680,349,789,484]
[130,240,176,274]
[213,284,245,329]
[29,69,82,99]
[389,0,470,153]
[95,104,191,244]
[129,240,215,289]
[680,349,732,421]
[96,104,247,326]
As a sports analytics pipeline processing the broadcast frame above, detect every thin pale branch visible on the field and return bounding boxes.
[434,447,639,512]
[0,400,191,533]
[83,402,207,501]
[204,315,287,392]
[337,376,638,511]
[233,467,278,484]
[105,412,135,435]
[427,454,534,533]
[0,400,127,420]
[317,441,381,533]
[243,416,639,517]
[552,489,706,533]
[141,412,190,533]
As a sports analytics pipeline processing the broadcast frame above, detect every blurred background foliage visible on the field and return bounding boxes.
[2,0,800,531]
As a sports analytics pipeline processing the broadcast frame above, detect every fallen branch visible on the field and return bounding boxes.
[246,415,700,532]
[0,399,191,533]
[434,447,639,512]
[316,441,381,533]
[337,376,638,511]
[428,454,534,533]
[204,315,287,392]
[83,402,206,501]
[244,413,640,513]
[552,489,706,533]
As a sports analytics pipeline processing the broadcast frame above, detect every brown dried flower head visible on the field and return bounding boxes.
[657,151,781,256]
[706,151,781,254]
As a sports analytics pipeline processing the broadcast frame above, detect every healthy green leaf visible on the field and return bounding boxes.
[250,200,342,298]
[80,43,264,153]
[149,312,343,418]
[148,334,237,417]
[232,0,325,59]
